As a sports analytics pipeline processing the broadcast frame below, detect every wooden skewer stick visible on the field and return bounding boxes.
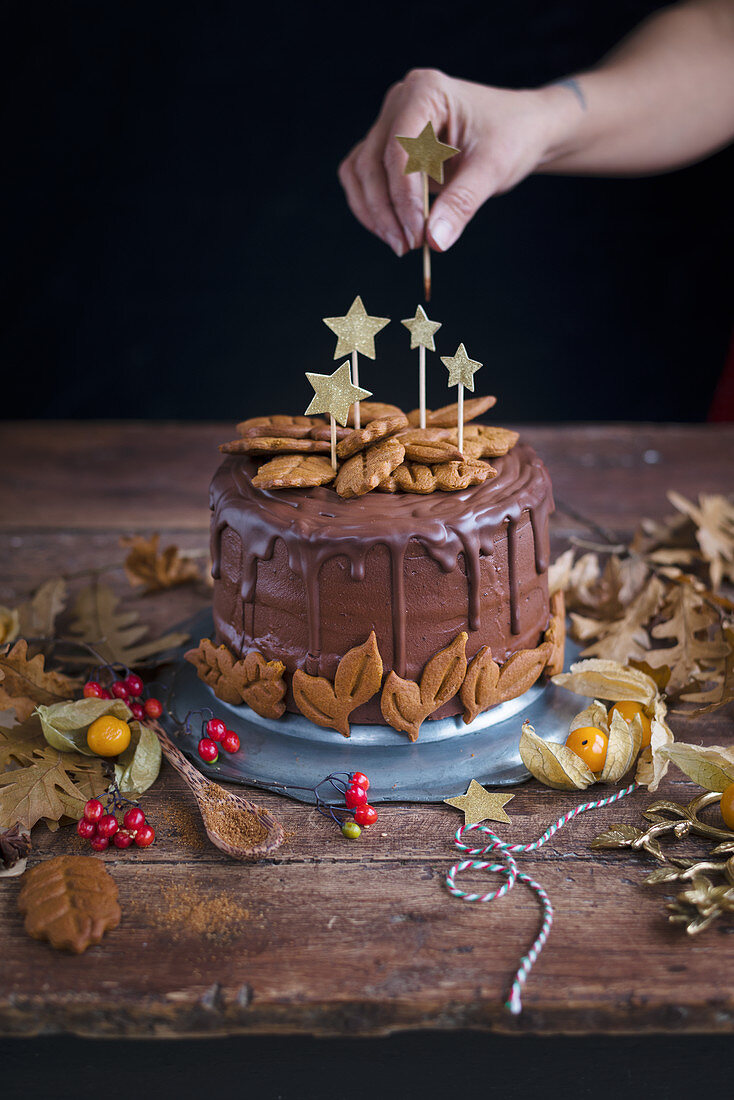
[457,383,464,454]
[419,344,426,430]
[351,350,361,429]
[330,415,337,471]
[422,171,431,302]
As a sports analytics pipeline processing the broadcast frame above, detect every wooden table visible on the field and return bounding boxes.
[1,422,733,1039]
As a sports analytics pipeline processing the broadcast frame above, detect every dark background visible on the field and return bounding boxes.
[2,0,733,421]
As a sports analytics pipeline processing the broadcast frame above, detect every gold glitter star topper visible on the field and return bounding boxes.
[440,343,483,452]
[305,361,372,469]
[444,780,514,826]
[396,121,459,185]
[401,305,442,429]
[395,121,460,301]
[323,296,389,429]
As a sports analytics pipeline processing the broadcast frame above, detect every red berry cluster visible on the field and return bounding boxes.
[83,670,163,723]
[340,772,378,838]
[77,797,155,851]
[197,717,240,763]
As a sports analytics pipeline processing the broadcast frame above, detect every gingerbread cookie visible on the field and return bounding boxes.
[335,437,405,499]
[337,414,409,460]
[220,436,331,456]
[252,454,336,490]
[18,855,121,954]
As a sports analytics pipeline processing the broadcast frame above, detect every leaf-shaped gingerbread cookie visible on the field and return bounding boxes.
[292,632,383,737]
[18,855,121,953]
[185,639,286,718]
[381,633,468,741]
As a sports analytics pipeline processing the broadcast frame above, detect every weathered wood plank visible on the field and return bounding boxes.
[1,421,733,1038]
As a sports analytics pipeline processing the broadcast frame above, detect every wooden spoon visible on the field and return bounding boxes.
[152,723,285,861]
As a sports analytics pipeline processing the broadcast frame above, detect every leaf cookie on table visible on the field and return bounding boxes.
[185,639,286,718]
[292,632,383,737]
[381,632,468,741]
[335,437,405,499]
[18,855,121,954]
[237,415,324,438]
[336,414,409,459]
[220,436,331,456]
[253,454,336,490]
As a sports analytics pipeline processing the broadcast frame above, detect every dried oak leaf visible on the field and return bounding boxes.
[18,855,121,954]
[292,632,383,738]
[0,752,94,830]
[0,713,48,770]
[0,640,77,722]
[0,608,20,644]
[573,575,666,663]
[644,581,730,696]
[519,720,596,791]
[680,626,734,714]
[185,638,287,718]
[668,490,734,590]
[121,533,201,592]
[70,582,189,667]
[381,633,467,741]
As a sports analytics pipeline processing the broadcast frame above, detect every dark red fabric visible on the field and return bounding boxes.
[709,331,734,421]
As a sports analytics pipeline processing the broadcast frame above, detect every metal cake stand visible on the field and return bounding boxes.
[160,611,586,804]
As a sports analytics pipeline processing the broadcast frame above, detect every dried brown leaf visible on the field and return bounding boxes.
[17,578,68,638]
[577,575,665,663]
[645,582,729,696]
[70,582,189,667]
[668,491,734,590]
[122,533,201,592]
[0,640,77,722]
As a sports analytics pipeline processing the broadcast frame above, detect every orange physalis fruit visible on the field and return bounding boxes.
[565,726,609,773]
[609,700,652,748]
[87,715,132,757]
[720,783,734,831]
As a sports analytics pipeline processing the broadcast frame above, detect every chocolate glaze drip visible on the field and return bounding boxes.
[210,442,553,680]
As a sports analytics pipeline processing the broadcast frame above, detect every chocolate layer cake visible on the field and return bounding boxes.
[209,440,556,726]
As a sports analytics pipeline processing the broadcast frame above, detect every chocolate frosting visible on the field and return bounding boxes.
[209,442,554,721]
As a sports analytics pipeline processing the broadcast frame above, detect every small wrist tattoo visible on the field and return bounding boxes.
[552,77,587,112]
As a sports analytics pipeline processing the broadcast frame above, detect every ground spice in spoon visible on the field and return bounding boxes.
[201,795,268,850]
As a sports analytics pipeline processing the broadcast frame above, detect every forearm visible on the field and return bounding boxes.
[540,0,734,175]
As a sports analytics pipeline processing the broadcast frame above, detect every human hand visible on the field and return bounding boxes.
[338,69,579,255]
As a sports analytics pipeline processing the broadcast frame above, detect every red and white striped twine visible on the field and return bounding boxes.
[445,782,639,1015]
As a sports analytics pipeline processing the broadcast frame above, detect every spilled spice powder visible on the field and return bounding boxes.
[150,885,251,941]
[156,803,207,852]
[201,795,268,850]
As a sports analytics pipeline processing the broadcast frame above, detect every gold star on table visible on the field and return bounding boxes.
[323,296,390,361]
[305,361,372,427]
[401,304,441,351]
[444,780,514,826]
[440,343,483,392]
[396,121,459,185]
